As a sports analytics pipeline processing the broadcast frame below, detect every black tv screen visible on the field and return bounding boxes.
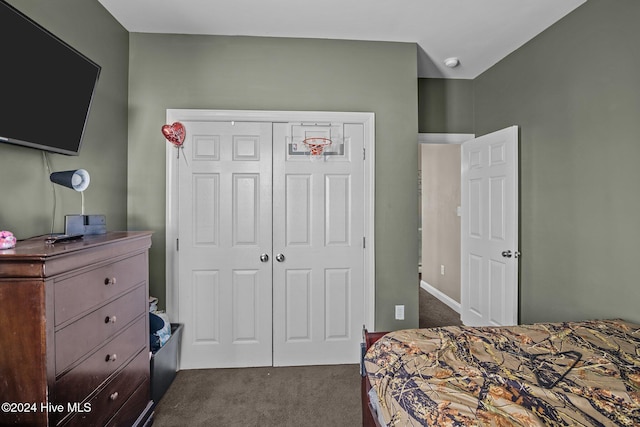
[0,1,101,156]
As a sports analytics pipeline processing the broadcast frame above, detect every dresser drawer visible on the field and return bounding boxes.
[55,285,147,375]
[55,253,146,326]
[63,348,149,427]
[106,381,152,427]
[55,315,147,405]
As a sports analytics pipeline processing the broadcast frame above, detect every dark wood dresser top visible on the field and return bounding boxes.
[0,231,152,279]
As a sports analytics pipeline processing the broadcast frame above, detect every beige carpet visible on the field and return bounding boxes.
[152,288,460,426]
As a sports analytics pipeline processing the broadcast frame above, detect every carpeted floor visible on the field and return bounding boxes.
[152,364,361,427]
[152,285,461,426]
[419,286,462,328]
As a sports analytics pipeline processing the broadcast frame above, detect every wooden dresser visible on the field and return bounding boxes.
[0,231,154,426]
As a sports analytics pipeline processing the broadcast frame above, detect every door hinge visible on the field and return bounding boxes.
[176,238,179,251]
[363,236,366,249]
[363,148,366,160]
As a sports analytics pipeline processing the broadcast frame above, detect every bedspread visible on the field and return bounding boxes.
[364,319,640,426]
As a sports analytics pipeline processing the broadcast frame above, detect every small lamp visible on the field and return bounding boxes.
[50,169,90,216]
[49,169,91,193]
[49,169,104,236]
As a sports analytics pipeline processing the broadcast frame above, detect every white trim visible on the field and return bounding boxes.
[418,133,475,144]
[363,115,376,330]
[165,126,179,319]
[165,109,376,330]
[420,280,461,314]
[166,108,374,125]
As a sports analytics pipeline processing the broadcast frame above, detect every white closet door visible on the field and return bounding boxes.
[272,122,365,366]
[177,121,273,369]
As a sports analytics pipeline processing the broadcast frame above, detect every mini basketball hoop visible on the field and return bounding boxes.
[303,137,332,159]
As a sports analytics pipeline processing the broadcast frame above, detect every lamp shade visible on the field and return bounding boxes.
[50,169,90,192]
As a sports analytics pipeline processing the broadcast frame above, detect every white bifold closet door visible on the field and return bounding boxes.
[272,122,364,366]
[176,119,364,369]
[178,121,273,369]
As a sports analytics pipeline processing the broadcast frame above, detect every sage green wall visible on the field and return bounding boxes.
[0,0,129,238]
[474,0,640,324]
[418,78,474,134]
[127,34,419,331]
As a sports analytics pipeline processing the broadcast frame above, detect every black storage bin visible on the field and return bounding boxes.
[150,323,183,406]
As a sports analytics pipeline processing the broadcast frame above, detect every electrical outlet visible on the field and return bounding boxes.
[395,305,405,320]
[440,264,445,275]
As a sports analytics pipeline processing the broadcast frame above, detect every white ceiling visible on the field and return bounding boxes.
[98,0,585,79]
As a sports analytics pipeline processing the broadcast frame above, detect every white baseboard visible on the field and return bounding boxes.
[420,280,461,314]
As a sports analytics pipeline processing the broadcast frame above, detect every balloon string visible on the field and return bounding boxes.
[181,146,189,166]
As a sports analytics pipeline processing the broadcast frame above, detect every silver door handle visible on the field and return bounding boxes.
[275,254,285,262]
[260,254,269,263]
[501,250,512,258]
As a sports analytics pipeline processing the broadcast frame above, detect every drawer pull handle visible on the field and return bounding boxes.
[104,315,117,324]
[109,392,119,401]
[104,277,117,285]
[105,353,118,362]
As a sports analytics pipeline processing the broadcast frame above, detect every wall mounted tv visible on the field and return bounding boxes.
[0,0,101,156]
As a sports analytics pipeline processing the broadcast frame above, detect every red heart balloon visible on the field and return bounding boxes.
[162,122,186,147]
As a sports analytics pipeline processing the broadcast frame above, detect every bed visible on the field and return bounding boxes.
[362,319,640,426]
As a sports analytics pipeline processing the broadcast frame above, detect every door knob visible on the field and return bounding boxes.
[260,254,269,263]
[275,254,285,262]
[501,250,512,258]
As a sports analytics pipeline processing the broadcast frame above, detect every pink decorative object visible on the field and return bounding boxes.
[161,122,186,147]
[0,230,16,249]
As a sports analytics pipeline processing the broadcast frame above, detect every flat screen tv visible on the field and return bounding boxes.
[0,0,101,156]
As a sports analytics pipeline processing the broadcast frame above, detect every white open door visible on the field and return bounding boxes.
[461,126,519,326]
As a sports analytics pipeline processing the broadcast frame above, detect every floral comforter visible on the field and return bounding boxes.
[364,320,640,426]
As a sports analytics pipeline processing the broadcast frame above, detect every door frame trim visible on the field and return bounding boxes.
[165,109,376,329]
[418,133,474,145]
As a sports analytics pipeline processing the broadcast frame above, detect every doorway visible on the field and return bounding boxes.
[418,128,519,327]
[418,133,472,322]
